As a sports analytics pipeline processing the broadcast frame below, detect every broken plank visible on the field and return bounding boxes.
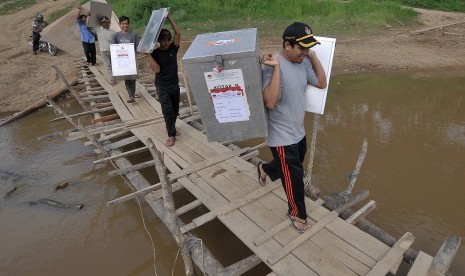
[366,232,415,276]
[180,183,280,234]
[346,200,377,225]
[91,113,119,124]
[266,211,339,265]
[253,198,324,246]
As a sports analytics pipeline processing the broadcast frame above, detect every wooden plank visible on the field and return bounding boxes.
[51,106,114,122]
[175,199,202,216]
[93,146,147,164]
[108,160,155,176]
[407,251,433,276]
[366,232,415,276]
[91,113,119,124]
[273,189,390,261]
[109,147,250,204]
[390,255,403,275]
[266,211,339,265]
[346,200,377,225]
[253,198,324,246]
[180,183,280,233]
[81,94,110,101]
[104,136,139,151]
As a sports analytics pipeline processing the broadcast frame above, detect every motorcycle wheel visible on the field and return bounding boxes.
[48,44,57,56]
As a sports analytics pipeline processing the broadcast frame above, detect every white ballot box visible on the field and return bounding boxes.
[110,43,137,79]
[137,8,168,53]
[305,36,336,114]
[88,1,113,28]
[182,28,267,142]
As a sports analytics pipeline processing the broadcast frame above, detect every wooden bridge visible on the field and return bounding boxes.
[49,60,460,275]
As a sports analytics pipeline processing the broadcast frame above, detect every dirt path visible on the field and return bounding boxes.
[1,2,464,114]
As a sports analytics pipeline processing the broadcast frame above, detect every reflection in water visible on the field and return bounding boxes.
[1,69,464,275]
[311,69,465,275]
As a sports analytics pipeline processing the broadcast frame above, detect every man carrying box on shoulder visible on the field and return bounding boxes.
[146,13,181,147]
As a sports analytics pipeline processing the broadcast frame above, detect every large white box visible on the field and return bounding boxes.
[110,43,138,79]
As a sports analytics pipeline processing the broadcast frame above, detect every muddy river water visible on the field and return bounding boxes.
[1,69,464,275]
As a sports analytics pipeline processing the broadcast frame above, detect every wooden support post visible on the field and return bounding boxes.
[346,200,377,225]
[304,114,318,187]
[45,97,108,156]
[336,138,368,205]
[146,138,194,276]
[51,64,89,111]
[366,232,415,276]
[429,236,461,276]
[111,151,226,275]
[180,61,194,115]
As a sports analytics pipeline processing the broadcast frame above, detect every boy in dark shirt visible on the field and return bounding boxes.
[146,14,181,146]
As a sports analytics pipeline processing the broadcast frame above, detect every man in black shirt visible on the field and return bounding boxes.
[147,13,181,146]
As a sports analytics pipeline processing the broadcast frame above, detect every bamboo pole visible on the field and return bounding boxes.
[146,138,194,276]
[336,138,368,205]
[52,64,89,111]
[45,97,108,156]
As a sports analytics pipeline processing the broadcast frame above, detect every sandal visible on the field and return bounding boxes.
[134,93,141,98]
[127,97,135,103]
[288,214,309,234]
[165,136,176,146]
[257,162,267,186]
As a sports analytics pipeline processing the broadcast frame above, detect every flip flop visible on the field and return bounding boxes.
[288,214,309,234]
[257,162,267,186]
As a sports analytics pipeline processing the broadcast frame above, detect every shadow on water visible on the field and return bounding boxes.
[1,69,464,275]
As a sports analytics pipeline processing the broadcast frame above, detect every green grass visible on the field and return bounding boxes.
[106,0,419,38]
[399,0,465,12]
[47,4,74,23]
[0,0,36,15]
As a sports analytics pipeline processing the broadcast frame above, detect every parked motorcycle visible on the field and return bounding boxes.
[29,36,58,56]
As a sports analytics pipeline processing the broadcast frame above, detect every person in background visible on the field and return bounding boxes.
[146,14,181,146]
[95,16,116,85]
[76,6,97,66]
[32,13,48,55]
[259,22,327,233]
[112,16,139,103]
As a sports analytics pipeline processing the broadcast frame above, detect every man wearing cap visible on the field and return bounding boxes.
[146,13,181,147]
[95,16,116,85]
[258,22,327,233]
